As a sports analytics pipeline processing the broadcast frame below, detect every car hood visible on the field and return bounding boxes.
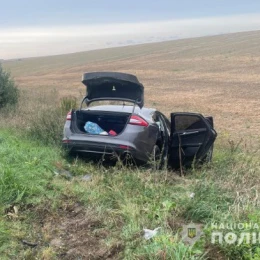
[82,72,144,108]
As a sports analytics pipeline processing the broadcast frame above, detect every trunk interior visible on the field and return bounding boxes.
[72,110,131,135]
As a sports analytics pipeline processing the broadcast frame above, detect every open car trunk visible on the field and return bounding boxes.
[82,72,144,108]
[71,110,131,136]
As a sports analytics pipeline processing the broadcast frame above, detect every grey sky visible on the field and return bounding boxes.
[1,1,260,59]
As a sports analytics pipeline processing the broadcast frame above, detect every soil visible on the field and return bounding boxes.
[38,201,123,259]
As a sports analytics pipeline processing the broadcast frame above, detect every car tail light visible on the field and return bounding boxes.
[66,111,72,121]
[128,115,148,127]
[119,145,132,149]
[62,139,71,143]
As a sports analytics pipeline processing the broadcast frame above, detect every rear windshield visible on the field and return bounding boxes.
[86,100,134,107]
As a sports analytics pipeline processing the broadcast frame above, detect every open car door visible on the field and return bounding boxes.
[169,113,217,168]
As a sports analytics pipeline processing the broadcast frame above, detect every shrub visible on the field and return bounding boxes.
[26,97,77,146]
[27,106,64,146]
[0,64,19,109]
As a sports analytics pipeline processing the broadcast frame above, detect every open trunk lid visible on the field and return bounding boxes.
[82,72,144,108]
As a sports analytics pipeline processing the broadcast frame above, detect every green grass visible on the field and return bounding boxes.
[0,130,61,258]
[0,127,260,259]
[0,131,57,205]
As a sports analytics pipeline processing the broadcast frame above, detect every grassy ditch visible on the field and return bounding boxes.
[0,127,260,259]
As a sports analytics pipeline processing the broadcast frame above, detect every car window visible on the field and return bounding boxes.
[174,115,206,131]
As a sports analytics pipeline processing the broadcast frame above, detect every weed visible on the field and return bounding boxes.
[59,96,77,115]
[27,106,64,145]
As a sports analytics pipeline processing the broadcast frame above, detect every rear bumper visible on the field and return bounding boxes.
[62,138,148,162]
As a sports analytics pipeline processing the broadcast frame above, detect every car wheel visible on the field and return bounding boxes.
[120,152,135,166]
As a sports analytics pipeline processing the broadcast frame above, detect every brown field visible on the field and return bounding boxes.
[3,30,260,143]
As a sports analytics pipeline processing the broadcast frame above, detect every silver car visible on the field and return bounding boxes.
[62,72,217,168]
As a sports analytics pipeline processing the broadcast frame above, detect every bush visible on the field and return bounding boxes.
[0,64,19,109]
[27,106,64,146]
[27,97,78,146]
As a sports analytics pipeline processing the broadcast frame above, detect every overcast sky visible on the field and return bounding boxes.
[1,0,260,59]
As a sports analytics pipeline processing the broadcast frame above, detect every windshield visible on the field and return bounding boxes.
[81,99,134,109]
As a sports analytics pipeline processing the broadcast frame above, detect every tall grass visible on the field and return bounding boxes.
[27,107,64,145]
[0,89,78,146]
[60,96,77,114]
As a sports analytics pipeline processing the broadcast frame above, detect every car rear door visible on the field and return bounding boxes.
[169,113,217,168]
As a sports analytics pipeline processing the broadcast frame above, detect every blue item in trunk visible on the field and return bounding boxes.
[84,121,105,135]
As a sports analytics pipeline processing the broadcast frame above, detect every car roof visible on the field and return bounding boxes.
[84,105,156,120]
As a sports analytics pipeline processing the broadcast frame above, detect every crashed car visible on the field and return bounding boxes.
[62,72,217,168]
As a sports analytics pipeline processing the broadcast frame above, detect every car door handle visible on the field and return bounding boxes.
[179,131,199,136]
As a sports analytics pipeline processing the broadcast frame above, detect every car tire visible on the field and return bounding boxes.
[120,152,135,166]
